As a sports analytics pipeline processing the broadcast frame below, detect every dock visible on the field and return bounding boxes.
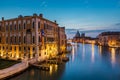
[62,57,69,62]
[45,60,63,64]
[31,64,50,71]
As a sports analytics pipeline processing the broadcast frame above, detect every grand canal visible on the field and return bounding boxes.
[9,43,120,80]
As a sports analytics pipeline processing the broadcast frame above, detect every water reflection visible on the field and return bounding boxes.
[49,64,58,75]
[9,44,120,80]
[82,43,85,60]
[110,48,116,66]
[91,44,95,63]
[10,64,65,80]
[72,46,75,62]
[98,45,102,55]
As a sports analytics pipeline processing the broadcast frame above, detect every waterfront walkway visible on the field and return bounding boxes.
[0,56,47,80]
[0,62,28,80]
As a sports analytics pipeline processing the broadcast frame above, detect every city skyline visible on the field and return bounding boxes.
[0,0,120,30]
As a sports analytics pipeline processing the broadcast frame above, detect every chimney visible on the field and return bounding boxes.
[39,14,43,17]
[54,20,57,23]
[18,15,23,18]
[33,13,37,16]
[2,17,4,21]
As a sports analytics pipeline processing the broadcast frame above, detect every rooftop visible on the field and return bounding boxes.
[0,13,58,25]
[99,32,120,36]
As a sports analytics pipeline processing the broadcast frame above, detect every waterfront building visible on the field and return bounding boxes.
[72,31,82,42]
[0,13,67,60]
[97,32,120,47]
[58,27,67,54]
[73,31,96,44]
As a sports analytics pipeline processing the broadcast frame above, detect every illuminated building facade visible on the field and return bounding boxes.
[58,27,67,54]
[97,32,120,47]
[0,13,67,60]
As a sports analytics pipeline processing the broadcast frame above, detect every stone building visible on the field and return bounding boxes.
[0,13,67,60]
[72,31,81,42]
[58,27,67,54]
[97,32,120,47]
[73,31,96,44]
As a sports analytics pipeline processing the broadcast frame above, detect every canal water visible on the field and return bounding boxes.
[9,43,120,80]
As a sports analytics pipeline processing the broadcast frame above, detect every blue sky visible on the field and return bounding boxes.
[0,0,120,30]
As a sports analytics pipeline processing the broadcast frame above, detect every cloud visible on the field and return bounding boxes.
[65,23,120,38]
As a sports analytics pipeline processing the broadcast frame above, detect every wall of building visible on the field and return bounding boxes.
[0,14,67,60]
[58,27,67,54]
[97,32,120,47]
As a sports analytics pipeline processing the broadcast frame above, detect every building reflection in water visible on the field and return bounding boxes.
[91,44,95,63]
[49,64,58,75]
[72,45,75,62]
[9,63,65,80]
[98,45,102,56]
[98,46,118,67]
[82,43,85,60]
[30,69,35,76]
[110,48,116,66]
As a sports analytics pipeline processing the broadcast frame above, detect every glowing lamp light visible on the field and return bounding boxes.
[16,55,19,59]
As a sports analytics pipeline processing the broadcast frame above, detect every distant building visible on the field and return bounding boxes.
[73,31,81,42]
[97,32,120,47]
[0,13,67,60]
[73,31,96,44]
[81,33,85,38]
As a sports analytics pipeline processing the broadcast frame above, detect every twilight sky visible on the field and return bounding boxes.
[0,0,120,30]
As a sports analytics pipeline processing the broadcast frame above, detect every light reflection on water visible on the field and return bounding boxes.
[82,43,85,60]
[10,43,120,80]
[111,48,116,65]
[91,44,95,63]
[72,46,75,62]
